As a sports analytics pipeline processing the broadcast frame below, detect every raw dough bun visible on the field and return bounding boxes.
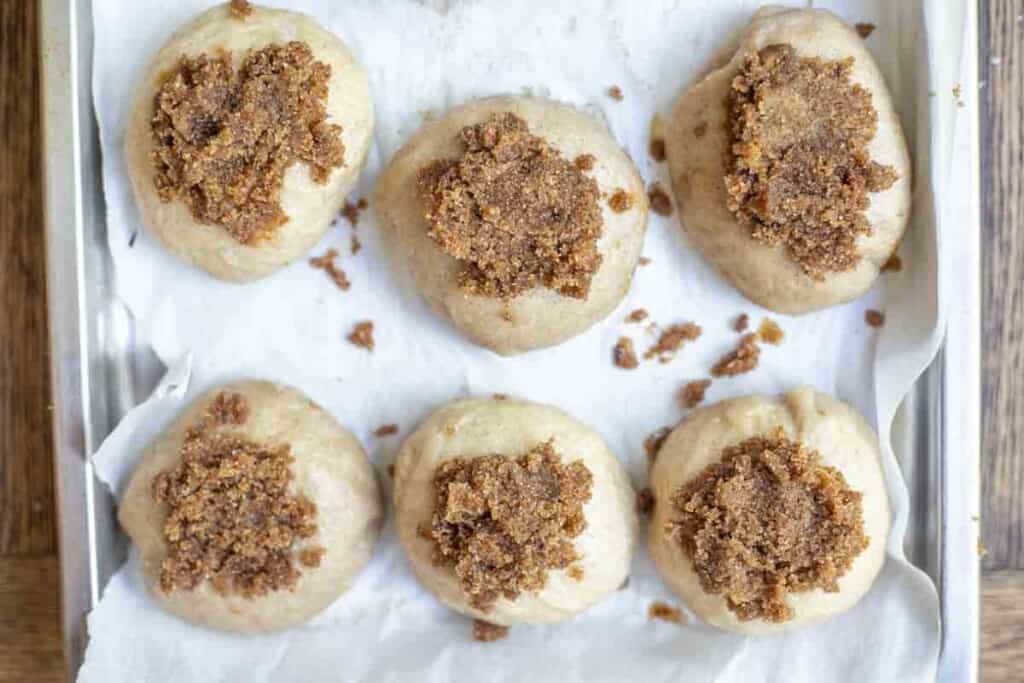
[393,397,637,625]
[124,3,374,282]
[665,7,911,314]
[647,387,890,635]
[375,96,648,355]
[118,380,383,633]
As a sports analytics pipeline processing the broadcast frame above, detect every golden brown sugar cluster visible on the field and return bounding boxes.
[666,428,868,623]
[428,440,594,610]
[725,44,897,278]
[151,391,323,598]
[151,42,345,244]
[417,113,604,299]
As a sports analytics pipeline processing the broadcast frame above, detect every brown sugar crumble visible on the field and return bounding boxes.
[428,441,594,610]
[373,424,399,438]
[644,323,702,363]
[725,44,898,279]
[613,337,640,370]
[350,234,362,255]
[340,197,368,227]
[733,313,750,333]
[644,427,671,463]
[648,601,685,624]
[151,42,344,244]
[229,0,252,19]
[665,428,868,623]
[647,183,674,217]
[627,308,649,323]
[865,309,885,328]
[679,379,712,409]
[636,488,655,516]
[418,113,603,299]
[855,22,876,39]
[309,248,351,291]
[151,391,322,597]
[574,154,596,172]
[567,565,584,581]
[347,321,375,351]
[711,333,761,377]
[639,256,652,267]
[472,620,509,643]
[649,138,667,163]
[881,253,903,272]
[757,318,785,345]
[607,85,624,101]
[608,189,635,213]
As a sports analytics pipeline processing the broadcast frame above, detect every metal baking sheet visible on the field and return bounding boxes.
[39,0,980,680]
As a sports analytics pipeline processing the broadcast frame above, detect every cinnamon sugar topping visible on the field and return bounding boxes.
[472,620,509,642]
[229,0,252,19]
[151,42,344,244]
[428,441,593,610]
[679,379,712,409]
[648,601,685,624]
[613,337,640,369]
[309,248,351,290]
[627,308,649,323]
[865,309,885,327]
[417,113,603,299]
[711,333,761,377]
[733,313,750,333]
[347,321,375,351]
[151,391,322,597]
[645,323,702,362]
[726,44,897,278]
[666,428,868,622]
[757,318,785,345]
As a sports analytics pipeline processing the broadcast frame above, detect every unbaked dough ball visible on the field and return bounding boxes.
[393,397,637,625]
[647,387,890,635]
[665,7,911,314]
[375,96,648,355]
[119,380,382,633]
[124,3,374,281]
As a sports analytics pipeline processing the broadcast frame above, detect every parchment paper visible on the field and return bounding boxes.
[82,0,964,680]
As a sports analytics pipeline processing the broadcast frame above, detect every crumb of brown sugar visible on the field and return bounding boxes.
[472,620,509,643]
[387,464,395,478]
[627,308,649,323]
[648,601,685,624]
[340,198,368,227]
[347,321,375,351]
[309,248,351,291]
[568,565,584,581]
[693,122,708,139]
[607,85,624,101]
[881,253,903,272]
[649,138,666,162]
[229,0,252,18]
[757,318,785,345]
[679,379,711,409]
[574,154,596,172]
[350,234,362,255]
[639,256,652,267]
[711,333,761,377]
[613,337,639,369]
[636,488,655,516]
[647,183,673,217]
[644,427,671,463]
[865,310,885,328]
[855,22,876,38]
[493,393,508,401]
[733,313,749,333]
[373,424,398,438]
[644,323,702,362]
[609,189,635,213]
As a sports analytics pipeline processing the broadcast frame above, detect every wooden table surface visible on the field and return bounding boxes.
[1,1,1020,681]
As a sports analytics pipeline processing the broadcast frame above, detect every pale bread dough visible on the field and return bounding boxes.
[665,7,911,314]
[118,380,383,633]
[647,387,890,635]
[393,397,637,625]
[374,96,648,355]
[124,3,374,282]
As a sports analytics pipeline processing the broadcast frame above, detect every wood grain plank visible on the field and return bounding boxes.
[0,0,54,555]
[982,571,1024,683]
[0,556,64,683]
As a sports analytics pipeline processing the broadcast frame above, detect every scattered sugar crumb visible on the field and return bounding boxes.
[679,379,711,409]
[733,313,749,333]
[472,620,509,643]
[855,22,876,38]
[881,253,903,272]
[613,337,639,369]
[373,424,398,437]
[757,318,784,345]
[649,138,666,162]
[347,321,375,351]
[865,310,885,328]
[607,85,624,101]
[648,601,685,624]
[639,256,652,267]
[627,308,649,323]
[309,248,351,291]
